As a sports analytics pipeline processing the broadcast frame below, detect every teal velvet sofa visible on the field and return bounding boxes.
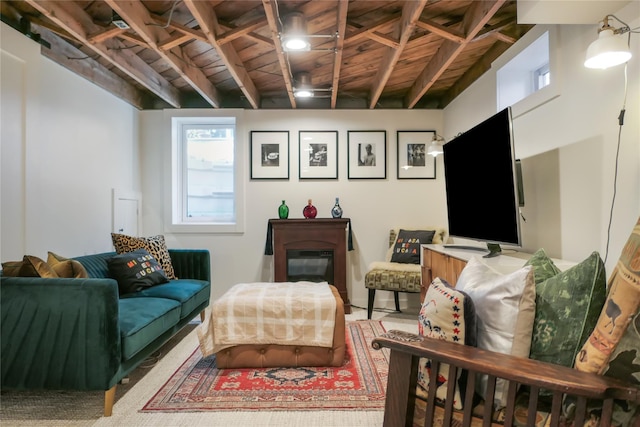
[0,249,211,416]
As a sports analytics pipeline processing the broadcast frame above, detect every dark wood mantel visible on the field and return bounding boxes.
[269,218,351,314]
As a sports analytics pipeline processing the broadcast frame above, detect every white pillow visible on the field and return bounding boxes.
[455,256,535,408]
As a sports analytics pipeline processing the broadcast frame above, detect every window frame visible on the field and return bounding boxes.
[165,110,245,234]
[494,25,560,118]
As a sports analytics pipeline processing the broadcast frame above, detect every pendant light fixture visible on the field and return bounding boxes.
[293,72,314,98]
[584,15,632,69]
[281,13,311,52]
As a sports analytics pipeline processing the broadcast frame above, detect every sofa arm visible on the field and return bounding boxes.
[1,277,121,391]
[372,330,640,427]
[169,249,210,282]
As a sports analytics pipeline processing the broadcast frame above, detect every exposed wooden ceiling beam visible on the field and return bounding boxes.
[183,0,260,109]
[330,0,349,109]
[106,0,221,108]
[87,26,126,44]
[158,32,193,51]
[37,24,145,109]
[369,0,428,109]
[344,13,401,44]
[367,31,400,49]
[416,19,465,44]
[24,0,181,108]
[261,0,296,108]
[439,41,510,108]
[405,0,507,108]
[216,17,267,45]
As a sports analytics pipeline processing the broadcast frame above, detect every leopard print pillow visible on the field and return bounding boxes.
[110,233,177,280]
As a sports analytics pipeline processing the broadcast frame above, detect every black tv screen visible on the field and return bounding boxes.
[443,107,521,251]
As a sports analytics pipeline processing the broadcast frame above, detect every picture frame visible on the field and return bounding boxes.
[299,130,338,179]
[347,130,387,179]
[250,131,290,180]
[397,130,436,179]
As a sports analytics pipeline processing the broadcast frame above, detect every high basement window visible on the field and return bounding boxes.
[495,26,560,117]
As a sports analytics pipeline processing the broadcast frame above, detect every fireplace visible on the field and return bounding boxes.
[269,218,351,313]
[287,249,334,283]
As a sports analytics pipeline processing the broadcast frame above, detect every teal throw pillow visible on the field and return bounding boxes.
[529,251,607,368]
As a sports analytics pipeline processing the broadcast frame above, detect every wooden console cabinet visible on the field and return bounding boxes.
[420,246,468,302]
[270,218,351,313]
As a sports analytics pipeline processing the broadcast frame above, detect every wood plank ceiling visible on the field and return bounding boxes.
[1,1,533,110]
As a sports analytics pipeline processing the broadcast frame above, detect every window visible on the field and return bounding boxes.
[534,63,550,91]
[168,114,244,233]
[495,26,559,117]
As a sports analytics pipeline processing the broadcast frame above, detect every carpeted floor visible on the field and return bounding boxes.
[0,308,419,427]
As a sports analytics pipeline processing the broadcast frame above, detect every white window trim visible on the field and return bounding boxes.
[163,109,246,234]
[494,25,561,118]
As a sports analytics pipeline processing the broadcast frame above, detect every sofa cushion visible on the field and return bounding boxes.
[118,297,181,360]
[524,248,561,285]
[573,218,640,426]
[108,249,169,295]
[390,229,436,264]
[1,260,24,276]
[47,252,88,278]
[416,278,477,409]
[111,233,177,279]
[529,251,606,369]
[455,256,535,408]
[73,252,115,278]
[121,279,210,319]
[22,255,59,278]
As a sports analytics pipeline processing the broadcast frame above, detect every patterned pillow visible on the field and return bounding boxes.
[107,249,169,294]
[111,233,176,279]
[573,218,640,426]
[455,256,535,408]
[529,251,606,368]
[390,229,436,264]
[47,251,88,278]
[416,278,477,410]
[524,248,561,285]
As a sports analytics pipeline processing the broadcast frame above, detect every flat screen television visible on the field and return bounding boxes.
[442,107,521,257]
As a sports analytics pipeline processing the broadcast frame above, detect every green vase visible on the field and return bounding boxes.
[278,200,289,219]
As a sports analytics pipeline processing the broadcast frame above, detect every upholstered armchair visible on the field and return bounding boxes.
[364,227,448,319]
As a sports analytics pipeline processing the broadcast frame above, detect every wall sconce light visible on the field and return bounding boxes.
[584,15,632,69]
[427,134,445,157]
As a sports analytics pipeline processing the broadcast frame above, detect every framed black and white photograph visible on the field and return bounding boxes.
[397,130,436,179]
[299,130,338,179]
[250,131,290,180]
[347,130,387,179]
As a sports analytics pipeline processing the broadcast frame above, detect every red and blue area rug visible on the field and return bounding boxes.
[141,320,389,412]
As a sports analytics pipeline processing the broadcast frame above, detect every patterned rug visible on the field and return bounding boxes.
[141,320,390,412]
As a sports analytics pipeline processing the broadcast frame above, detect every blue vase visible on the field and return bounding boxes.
[331,197,343,218]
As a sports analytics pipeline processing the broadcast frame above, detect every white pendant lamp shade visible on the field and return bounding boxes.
[584,28,632,69]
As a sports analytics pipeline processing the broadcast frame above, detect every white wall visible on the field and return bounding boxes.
[0,23,140,261]
[444,2,640,274]
[139,109,448,309]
